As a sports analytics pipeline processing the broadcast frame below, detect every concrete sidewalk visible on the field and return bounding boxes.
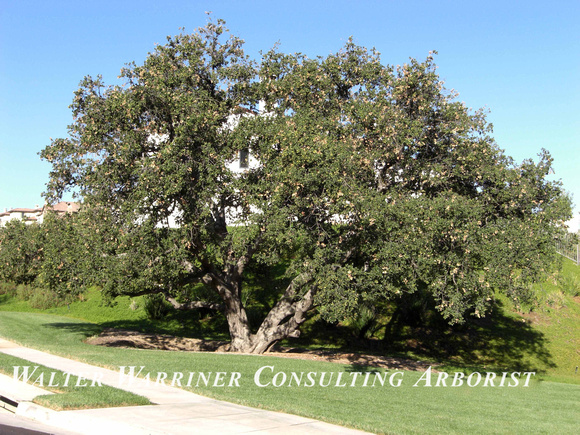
[0,338,371,435]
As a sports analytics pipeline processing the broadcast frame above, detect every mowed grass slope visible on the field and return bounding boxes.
[1,262,579,383]
[0,310,577,434]
[0,258,578,432]
[0,352,150,410]
[3,260,577,382]
[523,258,580,383]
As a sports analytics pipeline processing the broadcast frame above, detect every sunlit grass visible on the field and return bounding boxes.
[0,352,149,410]
[0,311,578,434]
[0,259,579,432]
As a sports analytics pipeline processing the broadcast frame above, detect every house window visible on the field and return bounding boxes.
[239,148,249,169]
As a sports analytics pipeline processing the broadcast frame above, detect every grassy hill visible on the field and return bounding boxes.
[0,258,578,433]
[0,258,578,384]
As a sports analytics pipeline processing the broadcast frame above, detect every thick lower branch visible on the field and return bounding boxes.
[254,272,316,350]
[270,288,315,340]
[161,292,223,311]
[256,272,312,334]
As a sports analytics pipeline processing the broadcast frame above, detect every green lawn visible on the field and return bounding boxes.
[0,352,150,410]
[0,285,230,340]
[0,311,577,434]
[1,268,578,384]
[0,259,579,433]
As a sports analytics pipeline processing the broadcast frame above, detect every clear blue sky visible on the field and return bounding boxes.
[1,0,578,228]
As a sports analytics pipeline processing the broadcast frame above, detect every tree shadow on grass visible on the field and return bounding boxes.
[95,310,230,341]
[382,299,556,373]
[292,297,556,374]
[41,322,103,338]
[39,299,555,376]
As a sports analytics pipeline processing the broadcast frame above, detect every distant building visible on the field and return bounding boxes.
[0,206,43,226]
[0,202,80,227]
[42,201,81,217]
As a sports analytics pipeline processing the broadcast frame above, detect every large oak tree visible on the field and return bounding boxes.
[41,19,571,353]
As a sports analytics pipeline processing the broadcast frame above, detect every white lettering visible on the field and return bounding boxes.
[228,372,241,387]
[319,372,333,387]
[349,372,362,387]
[372,372,388,387]
[171,372,183,387]
[118,366,147,387]
[483,372,496,387]
[75,373,88,387]
[13,366,39,383]
[413,367,433,387]
[213,372,226,387]
[254,366,273,387]
[508,372,521,387]
[499,372,509,387]
[451,372,464,387]
[156,372,168,385]
[196,372,211,387]
[31,373,45,387]
[522,372,535,387]
[436,372,448,387]
[305,372,316,387]
[48,372,59,387]
[288,372,303,387]
[467,372,482,387]
[389,372,404,387]
[272,371,287,387]
[63,372,73,387]
[335,372,347,387]
[91,372,103,387]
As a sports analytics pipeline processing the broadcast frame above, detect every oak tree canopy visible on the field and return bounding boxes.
[40,19,571,353]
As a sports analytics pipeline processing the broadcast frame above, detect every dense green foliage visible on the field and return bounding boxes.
[0,219,44,284]
[35,19,572,352]
[0,213,88,300]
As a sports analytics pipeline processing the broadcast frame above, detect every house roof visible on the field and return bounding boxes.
[45,202,81,213]
[6,208,42,213]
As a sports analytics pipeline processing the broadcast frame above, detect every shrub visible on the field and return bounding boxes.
[343,305,379,339]
[143,294,172,320]
[29,289,64,310]
[545,291,566,310]
[15,284,35,301]
[0,282,17,297]
[558,274,580,297]
[0,220,44,285]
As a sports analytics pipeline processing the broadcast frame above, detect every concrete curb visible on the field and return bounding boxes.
[0,372,55,402]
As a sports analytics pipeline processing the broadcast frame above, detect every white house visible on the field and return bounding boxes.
[0,206,43,226]
[0,202,80,227]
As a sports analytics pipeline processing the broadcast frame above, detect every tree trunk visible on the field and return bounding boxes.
[216,275,315,354]
[219,284,254,352]
[222,295,314,354]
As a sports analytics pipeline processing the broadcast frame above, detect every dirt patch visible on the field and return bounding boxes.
[86,328,232,352]
[86,328,434,371]
[521,311,548,326]
[266,348,434,371]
